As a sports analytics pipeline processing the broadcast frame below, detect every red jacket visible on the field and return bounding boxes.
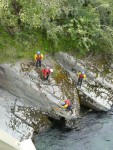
[79,73,84,79]
[42,68,51,78]
[64,100,71,106]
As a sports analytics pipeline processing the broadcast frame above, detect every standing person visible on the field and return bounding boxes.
[41,67,53,80]
[77,71,86,87]
[34,51,43,67]
[61,99,73,114]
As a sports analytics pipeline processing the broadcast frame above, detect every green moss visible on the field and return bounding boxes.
[53,65,77,101]
[53,65,69,84]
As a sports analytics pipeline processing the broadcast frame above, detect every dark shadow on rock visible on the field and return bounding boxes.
[48,116,66,128]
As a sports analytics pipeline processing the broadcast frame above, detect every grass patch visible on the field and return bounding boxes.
[0,27,51,63]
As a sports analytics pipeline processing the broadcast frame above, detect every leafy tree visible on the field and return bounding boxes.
[65,5,101,54]
[0,0,113,59]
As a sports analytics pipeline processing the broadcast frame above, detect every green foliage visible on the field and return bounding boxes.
[94,26,113,55]
[66,6,101,54]
[0,27,45,63]
[0,0,113,62]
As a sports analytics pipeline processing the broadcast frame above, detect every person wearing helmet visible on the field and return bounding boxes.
[77,71,86,87]
[61,99,73,114]
[34,50,44,67]
[41,67,53,80]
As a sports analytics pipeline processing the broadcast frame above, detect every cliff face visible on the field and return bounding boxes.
[0,52,113,115]
[0,52,113,140]
[0,58,80,119]
[55,52,113,111]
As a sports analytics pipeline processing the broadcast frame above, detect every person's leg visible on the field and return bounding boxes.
[70,109,73,114]
[36,61,38,67]
[66,106,73,114]
[46,74,49,80]
[79,78,83,87]
[77,78,80,86]
[45,73,49,80]
[39,60,41,67]
[70,106,73,114]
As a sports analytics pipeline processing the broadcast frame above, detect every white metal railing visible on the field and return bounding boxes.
[0,129,36,150]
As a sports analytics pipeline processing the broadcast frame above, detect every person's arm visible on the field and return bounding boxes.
[84,74,86,80]
[62,104,68,108]
[77,72,81,77]
[48,69,51,75]
[42,69,46,78]
[41,54,44,60]
[44,70,48,78]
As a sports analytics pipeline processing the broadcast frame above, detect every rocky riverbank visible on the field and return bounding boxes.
[0,52,113,141]
[55,52,113,111]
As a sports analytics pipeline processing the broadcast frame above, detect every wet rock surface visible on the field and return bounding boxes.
[0,61,79,118]
[55,52,113,111]
[0,52,112,141]
[0,58,80,140]
[0,88,51,141]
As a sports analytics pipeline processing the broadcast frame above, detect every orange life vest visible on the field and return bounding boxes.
[36,54,42,61]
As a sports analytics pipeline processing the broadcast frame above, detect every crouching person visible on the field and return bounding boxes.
[41,67,53,80]
[61,100,73,114]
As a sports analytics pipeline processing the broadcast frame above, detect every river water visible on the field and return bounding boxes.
[34,107,113,150]
[1,88,113,150]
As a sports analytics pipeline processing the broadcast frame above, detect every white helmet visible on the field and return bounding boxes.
[61,101,66,106]
[50,69,53,72]
[37,51,40,54]
[82,71,85,74]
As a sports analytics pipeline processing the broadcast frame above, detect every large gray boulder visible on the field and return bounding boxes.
[0,61,79,121]
[55,52,113,111]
